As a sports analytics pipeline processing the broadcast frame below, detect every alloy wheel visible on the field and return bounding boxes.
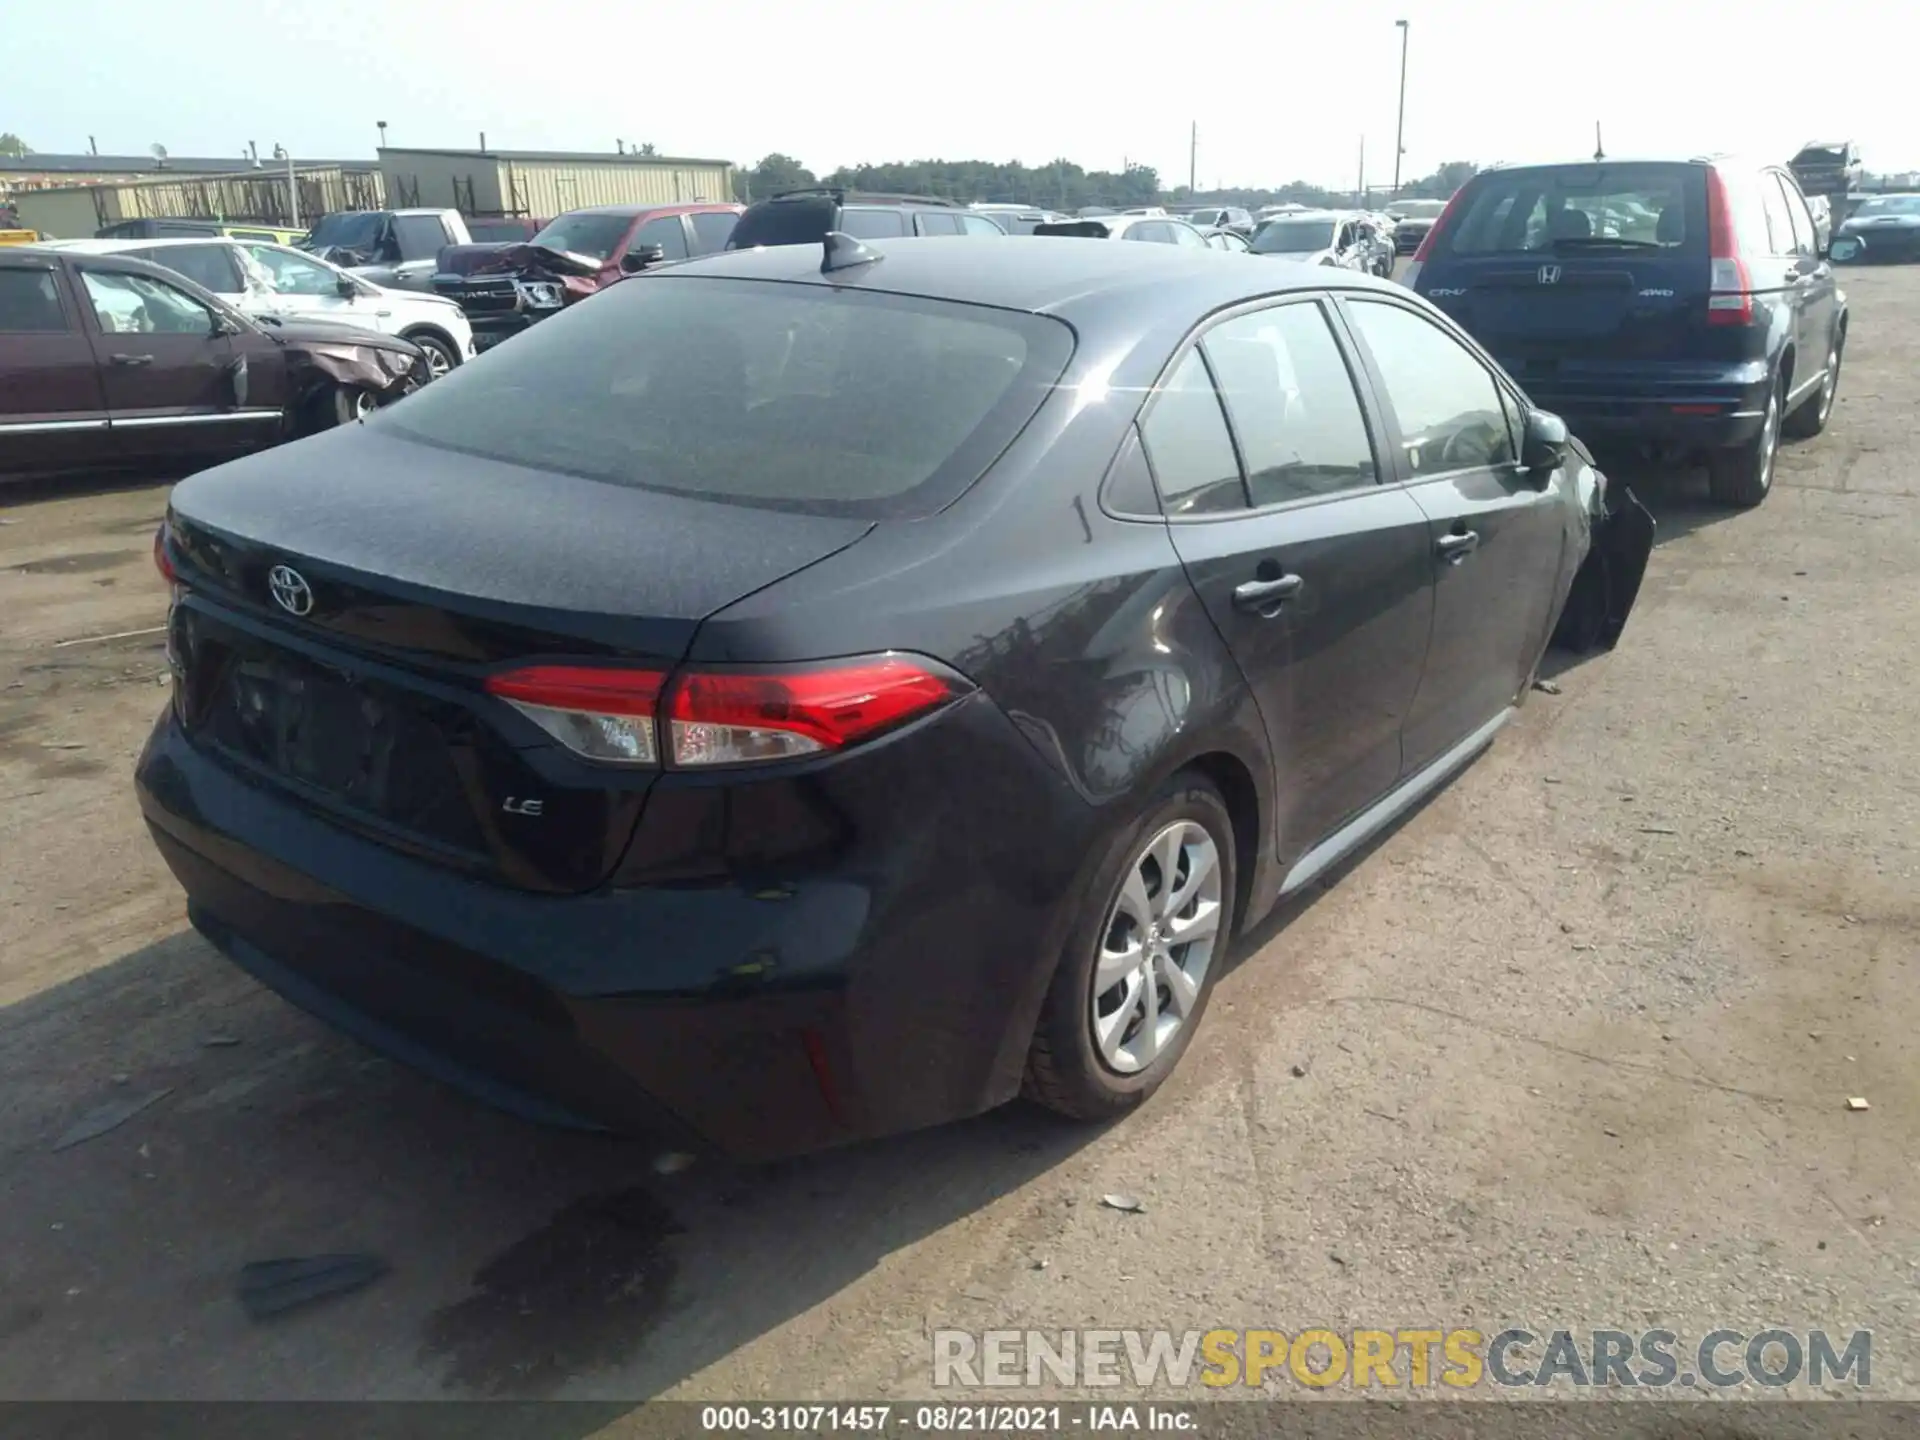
[352,388,378,421]
[1089,820,1224,1074]
[1819,341,1841,424]
[1757,384,1779,491]
[423,344,453,381]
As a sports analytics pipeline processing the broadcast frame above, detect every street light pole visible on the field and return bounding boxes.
[1391,19,1410,197]
[273,144,298,230]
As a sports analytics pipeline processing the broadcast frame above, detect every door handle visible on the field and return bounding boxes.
[1436,530,1480,562]
[1232,573,1303,613]
[109,353,153,366]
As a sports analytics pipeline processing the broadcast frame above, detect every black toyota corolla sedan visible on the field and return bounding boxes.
[137,236,1653,1159]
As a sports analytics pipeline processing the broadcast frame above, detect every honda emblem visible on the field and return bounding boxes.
[1538,264,1562,285]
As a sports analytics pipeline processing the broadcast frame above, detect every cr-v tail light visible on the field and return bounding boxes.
[1399,188,1465,291]
[484,653,968,769]
[1704,166,1755,327]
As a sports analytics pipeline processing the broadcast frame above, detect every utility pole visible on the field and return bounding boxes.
[1391,19,1410,197]
[376,120,388,150]
[88,135,98,156]
[272,145,298,228]
[1594,121,1606,162]
[1358,136,1366,207]
[1189,122,1197,194]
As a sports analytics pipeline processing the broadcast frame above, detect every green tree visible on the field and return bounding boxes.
[1397,161,1478,200]
[0,133,31,158]
[742,153,818,201]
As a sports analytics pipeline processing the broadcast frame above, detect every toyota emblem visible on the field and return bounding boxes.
[1538,264,1563,285]
[267,564,314,617]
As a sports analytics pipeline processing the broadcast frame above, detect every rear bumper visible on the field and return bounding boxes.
[1501,357,1773,450]
[134,693,1093,1160]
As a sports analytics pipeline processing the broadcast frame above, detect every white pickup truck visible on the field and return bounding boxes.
[44,236,475,379]
[299,208,477,293]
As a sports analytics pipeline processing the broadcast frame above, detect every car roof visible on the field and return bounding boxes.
[652,234,1400,324]
[40,236,239,253]
[558,202,741,218]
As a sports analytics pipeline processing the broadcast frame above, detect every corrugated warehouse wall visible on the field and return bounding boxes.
[500,159,735,217]
[380,151,504,213]
[13,168,384,237]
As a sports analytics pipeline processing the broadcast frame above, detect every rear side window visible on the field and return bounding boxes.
[1126,222,1176,244]
[1139,350,1246,515]
[1447,164,1702,254]
[375,275,1074,519]
[1344,300,1515,474]
[688,211,738,253]
[839,208,908,239]
[138,244,240,294]
[916,212,963,236]
[392,214,450,261]
[0,269,69,331]
[1200,303,1378,507]
[958,213,1005,236]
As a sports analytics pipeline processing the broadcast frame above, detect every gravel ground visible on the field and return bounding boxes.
[0,266,1915,1413]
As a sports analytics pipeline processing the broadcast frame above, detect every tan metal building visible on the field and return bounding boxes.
[378,147,735,218]
[10,166,385,239]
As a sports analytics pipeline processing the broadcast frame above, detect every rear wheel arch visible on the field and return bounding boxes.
[1183,750,1261,939]
[1776,343,1796,398]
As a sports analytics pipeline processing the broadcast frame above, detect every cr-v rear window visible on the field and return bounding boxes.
[1445,163,1706,255]
[376,274,1074,519]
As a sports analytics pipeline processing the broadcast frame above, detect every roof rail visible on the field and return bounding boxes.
[842,191,960,208]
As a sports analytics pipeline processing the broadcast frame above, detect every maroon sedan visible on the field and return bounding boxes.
[1,246,425,485]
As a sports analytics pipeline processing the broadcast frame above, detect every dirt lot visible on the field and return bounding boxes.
[2,267,1917,1411]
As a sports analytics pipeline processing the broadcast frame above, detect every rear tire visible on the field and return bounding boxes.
[1707,369,1782,509]
[1024,774,1237,1121]
[1783,329,1843,439]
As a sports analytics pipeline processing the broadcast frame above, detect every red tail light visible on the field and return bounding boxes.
[1704,167,1754,327]
[1401,188,1465,289]
[153,520,179,585]
[667,656,964,767]
[484,653,966,769]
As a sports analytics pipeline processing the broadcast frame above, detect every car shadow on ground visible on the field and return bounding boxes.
[0,926,1106,1411]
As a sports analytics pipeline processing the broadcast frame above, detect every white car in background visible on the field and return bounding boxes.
[41,237,474,380]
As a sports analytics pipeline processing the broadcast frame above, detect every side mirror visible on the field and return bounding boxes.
[1827,236,1864,264]
[620,243,667,274]
[1522,407,1570,474]
[335,274,358,298]
[210,312,241,338]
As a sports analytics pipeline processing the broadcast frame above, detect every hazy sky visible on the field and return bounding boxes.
[9,0,1916,188]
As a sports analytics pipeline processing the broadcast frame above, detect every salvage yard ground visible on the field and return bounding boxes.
[1,266,1917,1407]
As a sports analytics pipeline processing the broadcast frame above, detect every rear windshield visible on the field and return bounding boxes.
[375,275,1075,518]
[1252,220,1334,253]
[1445,164,1703,254]
[1853,195,1920,215]
[303,213,385,251]
[529,212,633,260]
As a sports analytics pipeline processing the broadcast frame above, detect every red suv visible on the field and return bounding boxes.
[433,202,743,350]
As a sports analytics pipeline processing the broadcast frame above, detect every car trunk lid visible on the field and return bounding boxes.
[164,427,873,893]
